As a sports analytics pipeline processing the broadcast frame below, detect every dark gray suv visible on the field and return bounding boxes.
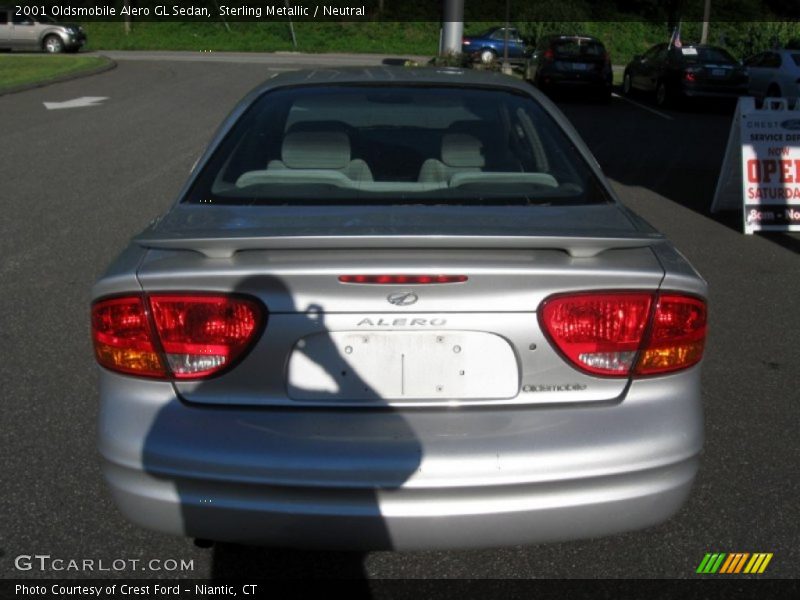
[0,8,86,53]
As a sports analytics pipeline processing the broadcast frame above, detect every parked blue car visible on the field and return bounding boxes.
[462,26,532,64]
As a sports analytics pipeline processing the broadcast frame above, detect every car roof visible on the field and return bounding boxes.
[672,43,727,50]
[547,35,602,43]
[250,66,535,95]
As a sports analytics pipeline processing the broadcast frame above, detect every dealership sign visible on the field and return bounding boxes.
[711,97,800,234]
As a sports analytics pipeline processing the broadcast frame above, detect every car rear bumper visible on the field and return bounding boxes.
[682,85,748,99]
[538,70,611,89]
[98,368,704,550]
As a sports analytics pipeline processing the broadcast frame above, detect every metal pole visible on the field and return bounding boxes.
[212,0,232,33]
[285,0,297,48]
[701,0,711,44]
[441,0,464,56]
[123,0,131,35]
[502,0,511,74]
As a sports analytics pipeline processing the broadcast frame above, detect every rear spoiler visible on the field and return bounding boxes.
[134,232,665,259]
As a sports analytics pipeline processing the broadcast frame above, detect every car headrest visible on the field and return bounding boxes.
[441,133,485,168]
[287,120,350,134]
[281,131,351,169]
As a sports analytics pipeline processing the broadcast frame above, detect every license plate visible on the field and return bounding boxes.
[572,63,589,70]
[712,68,727,77]
[287,331,519,401]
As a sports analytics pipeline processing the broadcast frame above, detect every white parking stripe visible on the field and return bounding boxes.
[612,93,674,121]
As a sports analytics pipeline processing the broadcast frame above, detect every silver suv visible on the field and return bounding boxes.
[0,8,86,53]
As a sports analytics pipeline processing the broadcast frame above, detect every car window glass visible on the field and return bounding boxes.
[12,14,33,25]
[490,30,508,40]
[681,46,737,65]
[763,52,782,68]
[744,53,764,67]
[0,11,8,24]
[185,85,609,207]
[552,39,605,57]
[643,45,663,61]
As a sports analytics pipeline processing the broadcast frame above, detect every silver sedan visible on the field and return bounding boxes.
[92,67,707,550]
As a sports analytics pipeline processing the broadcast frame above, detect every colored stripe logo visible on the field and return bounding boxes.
[696,553,773,574]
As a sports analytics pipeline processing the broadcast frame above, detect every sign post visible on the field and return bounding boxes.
[711,97,800,234]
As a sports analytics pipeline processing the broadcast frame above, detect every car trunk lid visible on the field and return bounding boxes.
[134,204,666,407]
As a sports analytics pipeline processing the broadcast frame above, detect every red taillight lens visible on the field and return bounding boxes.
[91,294,264,380]
[339,274,468,284]
[684,69,698,82]
[544,48,554,62]
[539,291,707,377]
[149,295,263,379]
[635,294,706,375]
[92,296,166,378]
[540,292,653,376]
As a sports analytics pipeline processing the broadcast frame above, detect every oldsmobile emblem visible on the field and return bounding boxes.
[387,291,418,306]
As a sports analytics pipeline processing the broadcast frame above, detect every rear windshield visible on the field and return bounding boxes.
[678,46,737,65]
[185,84,610,206]
[552,39,605,58]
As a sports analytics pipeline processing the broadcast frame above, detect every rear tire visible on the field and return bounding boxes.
[655,80,671,107]
[43,35,65,54]
[622,72,633,95]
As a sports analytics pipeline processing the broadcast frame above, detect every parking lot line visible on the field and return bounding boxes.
[612,92,673,121]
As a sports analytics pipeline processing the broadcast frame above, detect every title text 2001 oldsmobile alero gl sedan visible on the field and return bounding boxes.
[92,67,707,550]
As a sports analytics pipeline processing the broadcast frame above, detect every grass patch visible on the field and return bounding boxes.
[85,21,440,55]
[0,55,110,91]
[79,20,800,66]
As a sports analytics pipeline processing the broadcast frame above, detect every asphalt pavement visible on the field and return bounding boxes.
[1,52,798,581]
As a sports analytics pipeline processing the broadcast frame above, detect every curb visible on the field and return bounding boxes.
[0,55,117,97]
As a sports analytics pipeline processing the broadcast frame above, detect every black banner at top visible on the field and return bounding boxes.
[7,0,800,23]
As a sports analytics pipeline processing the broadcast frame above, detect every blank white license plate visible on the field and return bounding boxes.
[287,331,519,401]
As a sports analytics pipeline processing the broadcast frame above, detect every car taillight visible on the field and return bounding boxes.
[462,38,471,46]
[91,294,264,379]
[544,48,554,62]
[539,291,706,377]
[635,294,706,375]
[684,68,699,82]
[339,274,467,284]
[92,296,165,378]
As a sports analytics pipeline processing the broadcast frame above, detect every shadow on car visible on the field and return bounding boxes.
[135,275,421,582]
